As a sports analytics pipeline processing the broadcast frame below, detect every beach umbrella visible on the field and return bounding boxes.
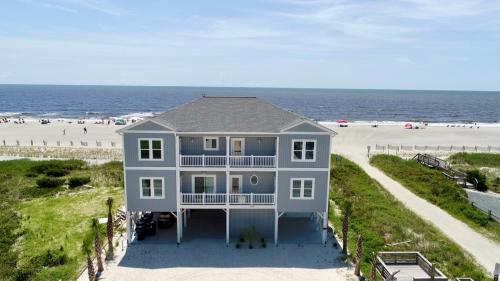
[337,119,348,124]
[404,123,413,129]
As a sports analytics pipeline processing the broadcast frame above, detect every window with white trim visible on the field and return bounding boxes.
[290,178,314,199]
[204,137,218,151]
[292,140,316,161]
[139,139,163,160]
[140,177,164,199]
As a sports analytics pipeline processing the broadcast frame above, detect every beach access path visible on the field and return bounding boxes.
[327,124,500,274]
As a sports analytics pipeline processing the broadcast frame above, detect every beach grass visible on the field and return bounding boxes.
[448,152,500,168]
[329,155,490,280]
[0,159,123,281]
[370,154,500,242]
[448,152,500,193]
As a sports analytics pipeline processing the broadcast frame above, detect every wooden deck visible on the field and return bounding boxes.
[376,252,447,281]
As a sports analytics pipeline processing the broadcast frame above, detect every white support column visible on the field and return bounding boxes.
[183,209,187,228]
[176,209,181,244]
[322,211,328,244]
[226,208,230,246]
[274,209,278,246]
[126,211,132,244]
[175,135,182,245]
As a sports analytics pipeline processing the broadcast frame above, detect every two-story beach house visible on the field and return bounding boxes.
[118,97,336,246]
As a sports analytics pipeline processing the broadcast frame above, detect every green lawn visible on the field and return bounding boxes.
[0,159,124,281]
[448,152,500,193]
[370,155,500,242]
[329,155,490,280]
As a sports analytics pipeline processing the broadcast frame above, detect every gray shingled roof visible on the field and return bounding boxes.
[151,97,305,132]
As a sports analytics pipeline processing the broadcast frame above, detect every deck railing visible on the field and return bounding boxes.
[228,155,275,167]
[180,193,275,206]
[180,155,276,168]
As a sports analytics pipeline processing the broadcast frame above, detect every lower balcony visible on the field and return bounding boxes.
[180,193,275,206]
[180,155,276,168]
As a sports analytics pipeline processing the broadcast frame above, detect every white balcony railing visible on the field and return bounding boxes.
[181,193,227,205]
[180,155,226,167]
[228,155,275,167]
[180,155,276,168]
[180,193,275,206]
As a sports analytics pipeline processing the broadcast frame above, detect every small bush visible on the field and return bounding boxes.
[45,167,70,177]
[31,248,68,267]
[466,169,488,191]
[24,172,38,178]
[68,176,91,188]
[29,160,85,175]
[36,177,65,188]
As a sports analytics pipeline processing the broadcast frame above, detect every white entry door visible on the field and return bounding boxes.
[231,138,245,156]
[231,175,242,193]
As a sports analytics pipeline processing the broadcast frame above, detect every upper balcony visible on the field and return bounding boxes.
[180,155,276,168]
[179,136,277,168]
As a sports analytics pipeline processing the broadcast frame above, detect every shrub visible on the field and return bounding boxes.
[29,160,85,175]
[68,176,91,188]
[45,167,70,177]
[30,247,68,267]
[466,169,488,191]
[36,176,65,188]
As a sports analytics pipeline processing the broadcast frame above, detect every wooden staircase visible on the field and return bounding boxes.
[413,153,477,189]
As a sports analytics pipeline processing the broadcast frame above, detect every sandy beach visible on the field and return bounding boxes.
[2,121,499,153]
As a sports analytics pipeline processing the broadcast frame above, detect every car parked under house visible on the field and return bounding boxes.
[118,96,336,245]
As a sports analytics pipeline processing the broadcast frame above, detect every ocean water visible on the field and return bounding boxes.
[0,84,499,123]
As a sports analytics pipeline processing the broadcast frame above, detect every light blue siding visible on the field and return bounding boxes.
[180,171,227,194]
[127,120,172,131]
[283,122,328,133]
[125,170,177,212]
[123,132,176,167]
[242,137,276,155]
[277,171,329,212]
[229,209,275,239]
[278,134,331,168]
[231,172,275,193]
[180,136,276,156]
[180,136,226,155]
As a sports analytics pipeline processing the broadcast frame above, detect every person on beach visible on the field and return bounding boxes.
[63,129,66,135]
[83,127,87,134]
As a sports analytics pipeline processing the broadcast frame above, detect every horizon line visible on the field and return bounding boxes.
[0,83,499,93]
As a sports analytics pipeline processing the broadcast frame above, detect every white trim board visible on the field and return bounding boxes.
[126,166,176,170]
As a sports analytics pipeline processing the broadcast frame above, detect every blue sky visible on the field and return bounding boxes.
[1,0,499,90]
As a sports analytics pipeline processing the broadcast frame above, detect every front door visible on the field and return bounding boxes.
[231,175,242,193]
[231,138,245,156]
[193,175,216,193]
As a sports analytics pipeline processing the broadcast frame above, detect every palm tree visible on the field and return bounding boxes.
[81,237,95,281]
[91,218,104,273]
[106,197,114,259]
[370,253,377,281]
[341,201,352,255]
[354,234,362,276]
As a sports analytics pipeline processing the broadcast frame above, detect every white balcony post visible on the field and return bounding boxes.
[226,208,230,246]
[202,193,205,205]
[226,136,230,167]
[274,209,278,246]
[126,211,132,244]
[322,211,328,244]
[202,154,205,167]
[251,155,254,167]
[250,192,253,205]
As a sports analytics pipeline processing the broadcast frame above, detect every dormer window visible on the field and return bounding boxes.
[204,137,218,151]
[291,139,316,162]
[139,138,163,160]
